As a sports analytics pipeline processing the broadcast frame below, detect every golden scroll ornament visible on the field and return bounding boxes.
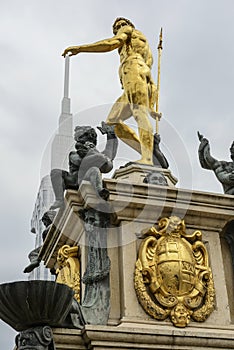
[56,245,80,302]
[134,216,215,327]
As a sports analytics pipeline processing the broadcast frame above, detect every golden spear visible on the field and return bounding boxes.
[156,27,163,134]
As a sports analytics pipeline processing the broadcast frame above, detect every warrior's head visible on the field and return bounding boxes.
[112,17,135,35]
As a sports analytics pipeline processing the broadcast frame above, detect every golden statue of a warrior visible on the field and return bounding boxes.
[63,17,161,165]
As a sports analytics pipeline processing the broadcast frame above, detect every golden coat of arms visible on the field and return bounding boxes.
[134,216,215,327]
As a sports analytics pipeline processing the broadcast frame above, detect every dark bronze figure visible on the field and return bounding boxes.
[50,122,118,209]
[79,208,111,325]
[24,211,56,274]
[153,133,169,169]
[198,131,234,194]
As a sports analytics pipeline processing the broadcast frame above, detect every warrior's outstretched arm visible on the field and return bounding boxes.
[62,26,132,57]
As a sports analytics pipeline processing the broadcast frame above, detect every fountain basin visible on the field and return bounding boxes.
[0,280,74,331]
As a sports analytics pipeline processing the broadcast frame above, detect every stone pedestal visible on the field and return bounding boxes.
[112,163,178,186]
[39,166,234,349]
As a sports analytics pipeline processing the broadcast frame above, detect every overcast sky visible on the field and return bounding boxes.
[1,0,234,348]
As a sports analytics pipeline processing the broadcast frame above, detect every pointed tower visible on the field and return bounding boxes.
[29,57,73,280]
[51,56,73,170]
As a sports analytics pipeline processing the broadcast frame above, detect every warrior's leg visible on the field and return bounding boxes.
[106,94,141,154]
[130,85,154,165]
[133,106,154,164]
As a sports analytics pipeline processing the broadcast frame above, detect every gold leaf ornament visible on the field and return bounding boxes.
[134,216,215,327]
[56,245,81,303]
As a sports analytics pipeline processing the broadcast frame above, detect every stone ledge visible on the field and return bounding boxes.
[53,324,234,349]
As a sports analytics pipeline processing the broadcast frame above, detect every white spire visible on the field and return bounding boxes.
[60,55,71,116]
[51,54,73,170]
[64,55,70,99]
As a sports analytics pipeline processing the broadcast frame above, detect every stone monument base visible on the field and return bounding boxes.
[39,165,234,350]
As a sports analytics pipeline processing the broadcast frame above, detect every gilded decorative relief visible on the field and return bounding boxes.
[56,245,80,302]
[134,216,215,327]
